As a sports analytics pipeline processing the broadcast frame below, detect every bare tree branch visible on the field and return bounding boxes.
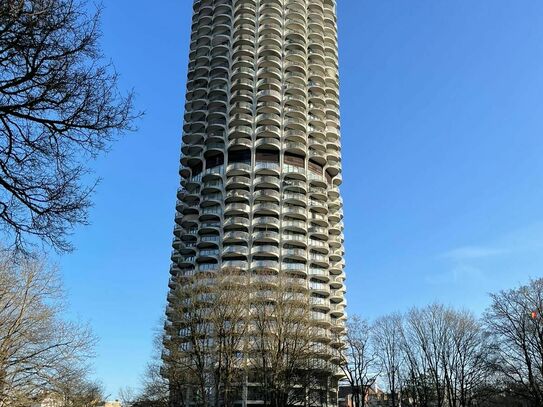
[0,248,98,406]
[0,0,140,253]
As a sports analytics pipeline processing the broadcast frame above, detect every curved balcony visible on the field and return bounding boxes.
[329,248,343,262]
[257,55,282,71]
[328,211,341,224]
[177,200,200,215]
[198,235,220,247]
[311,311,331,326]
[254,162,280,176]
[199,221,221,234]
[332,173,342,187]
[285,276,308,290]
[252,216,279,229]
[202,165,224,179]
[254,189,280,203]
[309,239,329,253]
[222,245,249,257]
[251,260,280,273]
[329,275,344,290]
[230,101,253,115]
[326,162,341,178]
[200,179,222,193]
[201,193,222,206]
[182,175,202,190]
[253,230,280,243]
[283,192,307,206]
[282,219,306,233]
[199,206,222,221]
[310,281,330,295]
[225,189,251,203]
[177,255,196,267]
[256,103,282,119]
[226,162,251,177]
[254,202,280,217]
[256,113,281,127]
[255,124,280,139]
[282,205,307,220]
[328,221,343,234]
[309,186,327,201]
[327,185,340,199]
[223,230,249,243]
[282,247,307,261]
[329,260,344,275]
[254,175,280,189]
[256,66,282,82]
[282,165,307,181]
[283,179,307,193]
[255,137,281,150]
[176,214,198,229]
[309,225,328,240]
[282,262,307,274]
[329,289,343,302]
[173,225,185,238]
[328,196,342,210]
[331,318,345,334]
[198,248,220,260]
[330,303,345,318]
[223,216,250,230]
[228,138,252,150]
[309,201,328,217]
[284,141,307,156]
[228,125,252,140]
[282,233,307,246]
[251,245,280,257]
[309,267,330,282]
[172,238,187,251]
[226,175,251,190]
[224,202,250,216]
[328,235,343,249]
[257,89,281,103]
[177,186,200,201]
[310,253,329,268]
[310,296,331,311]
[313,327,332,342]
[171,250,189,264]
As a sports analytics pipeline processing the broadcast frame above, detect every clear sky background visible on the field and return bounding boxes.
[54,0,543,398]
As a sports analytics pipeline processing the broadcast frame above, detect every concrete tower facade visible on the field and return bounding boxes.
[164,0,346,405]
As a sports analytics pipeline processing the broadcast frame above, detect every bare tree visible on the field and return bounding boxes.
[404,305,448,407]
[485,278,543,406]
[372,313,403,407]
[402,304,490,407]
[0,250,97,407]
[249,277,326,407]
[208,270,249,407]
[137,361,169,407]
[119,386,137,407]
[163,270,335,407]
[339,315,379,407]
[401,309,436,407]
[443,308,490,406]
[0,0,138,253]
[54,376,105,407]
[164,273,214,407]
[163,268,249,407]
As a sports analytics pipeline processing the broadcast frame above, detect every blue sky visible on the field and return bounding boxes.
[54,0,543,398]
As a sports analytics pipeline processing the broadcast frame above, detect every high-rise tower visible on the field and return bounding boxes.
[163,0,346,405]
